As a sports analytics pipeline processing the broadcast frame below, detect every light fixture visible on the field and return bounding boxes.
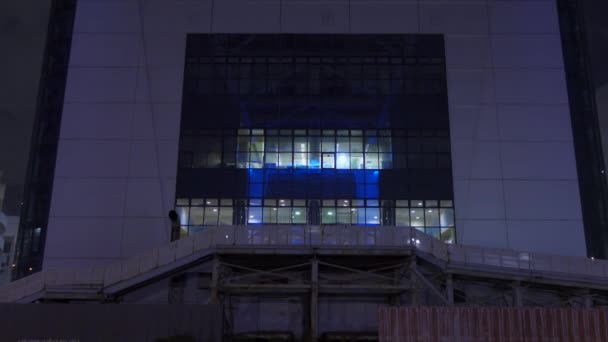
[273,208,277,211]
[225,235,229,239]
[373,216,378,219]
[416,217,420,220]
[249,215,254,218]
[212,208,218,212]
[343,200,348,203]
[328,212,333,216]
[295,211,301,215]
[206,201,211,205]
[428,210,433,213]
[351,208,356,212]
[411,210,415,213]
[280,200,285,203]
[417,202,423,206]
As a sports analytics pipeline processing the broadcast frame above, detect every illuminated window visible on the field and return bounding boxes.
[176,198,455,243]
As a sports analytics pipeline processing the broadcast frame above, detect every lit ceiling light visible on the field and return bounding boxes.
[295,211,301,215]
[206,201,211,205]
[411,210,415,213]
[416,217,420,220]
[280,200,285,203]
[343,200,348,203]
[373,216,378,219]
[327,212,333,216]
[273,208,277,211]
[249,215,254,218]
[212,208,217,212]
[428,210,433,213]
[417,202,423,206]
[351,209,356,212]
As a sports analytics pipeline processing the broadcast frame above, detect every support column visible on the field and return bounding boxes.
[410,257,418,306]
[391,266,402,305]
[513,282,523,307]
[311,257,319,341]
[210,257,220,304]
[583,289,593,308]
[446,273,454,306]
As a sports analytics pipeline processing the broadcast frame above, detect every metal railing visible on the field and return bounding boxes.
[1,225,607,302]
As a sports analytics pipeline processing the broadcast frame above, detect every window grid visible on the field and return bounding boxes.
[179,129,451,170]
[176,198,455,243]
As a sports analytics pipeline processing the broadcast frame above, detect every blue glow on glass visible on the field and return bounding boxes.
[373,170,379,176]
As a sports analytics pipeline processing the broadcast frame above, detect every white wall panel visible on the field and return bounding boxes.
[74,1,140,33]
[49,178,127,217]
[420,3,488,34]
[449,105,498,141]
[141,33,187,67]
[350,1,419,33]
[492,35,563,68]
[70,33,140,67]
[47,0,586,270]
[282,0,349,33]
[124,179,164,217]
[445,36,491,69]
[456,219,508,249]
[497,105,572,141]
[490,1,560,34]
[503,181,582,220]
[45,218,123,259]
[55,140,131,178]
[61,103,134,140]
[65,68,138,103]
[452,142,502,180]
[122,218,167,256]
[447,70,495,105]
[500,142,578,180]
[140,0,212,33]
[213,0,280,33]
[507,220,586,257]
[494,69,568,104]
[454,180,505,220]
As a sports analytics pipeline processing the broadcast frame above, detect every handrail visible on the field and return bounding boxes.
[1,225,607,303]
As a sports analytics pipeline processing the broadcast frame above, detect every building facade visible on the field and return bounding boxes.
[13,0,589,276]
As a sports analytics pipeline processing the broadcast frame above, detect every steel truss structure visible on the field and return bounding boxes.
[3,226,608,340]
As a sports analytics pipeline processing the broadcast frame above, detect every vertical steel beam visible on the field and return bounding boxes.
[410,257,418,306]
[446,273,454,306]
[210,257,220,304]
[513,282,523,307]
[311,257,319,341]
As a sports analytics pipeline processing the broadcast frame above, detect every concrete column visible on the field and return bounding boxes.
[311,258,319,341]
